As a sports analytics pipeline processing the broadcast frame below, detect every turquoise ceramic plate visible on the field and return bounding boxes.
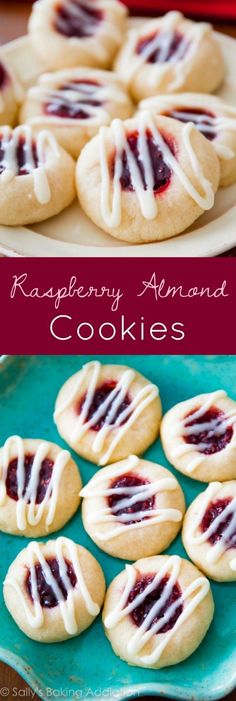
[0,355,235,701]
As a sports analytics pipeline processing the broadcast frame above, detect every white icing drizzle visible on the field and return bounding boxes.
[0,435,71,531]
[140,94,236,161]
[54,361,159,466]
[186,482,236,571]
[99,109,214,228]
[170,390,236,473]
[48,0,125,61]
[121,12,210,92]
[0,125,60,204]
[57,0,102,37]
[80,454,182,539]
[104,554,209,665]
[27,75,128,127]
[4,537,100,633]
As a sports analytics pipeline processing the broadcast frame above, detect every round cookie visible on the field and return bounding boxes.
[138,93,236,188]
[3,537,105,642]
[114,11,224,102]
[28,0,127,71]
[0,57,21,126]
[103,554,214,669]
[182,481,236,582]
[76,110,220,243]
[161,390,236,482]
[0,124,76,226]
[54,360,162,466]
[81,455,185,560]
[0,435,82,537]
[20,68,133,160]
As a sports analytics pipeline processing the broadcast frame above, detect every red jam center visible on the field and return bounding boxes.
[0,62,9,90]
[108,474,155,524]
[201,498,236,548]
[112,129,174,194]
[54,0,103,38]
[77,381,131,431]
[184,406,233,455]
[128,574,183,632]
[44,79,102,120]
[136,30,188,64]
[0,135,39,176]
[165,107,216,141]
[26,558,77,608]
[6,454,54,503]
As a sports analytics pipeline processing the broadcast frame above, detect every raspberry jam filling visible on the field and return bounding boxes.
[128,574,183,632]
[112,129,173,193]
[164,107,216,141]
[6,454,54,503]
[0,62,9,90]
[184,407,233,455]
[201,498,236,548]
[26,558,77,608]
[108,474,155,524]
[0,135,39,176]
[136,31,189,64]
[54,0,103,38]
[77,381,131,431]
[44,79,102,120]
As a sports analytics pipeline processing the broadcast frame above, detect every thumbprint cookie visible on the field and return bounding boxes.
[182,481,236,581]
[28,0,127,71]
[81,455,185,560]
[139,94,236,188]
[114,11,224,102]
[54,361,162,466]
[76,111,219,243]
[0,56,22,127]
[103,554,214,668]
[0,125,76,226]
[3,537,105,642]
[161,390,236,482]
[0,436,82,537]
[21,68,133,160]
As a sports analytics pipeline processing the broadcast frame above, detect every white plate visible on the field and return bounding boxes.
[1,26,236,257]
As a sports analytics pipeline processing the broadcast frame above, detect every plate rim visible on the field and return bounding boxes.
[0,200,236,257]
[0,646,235,701]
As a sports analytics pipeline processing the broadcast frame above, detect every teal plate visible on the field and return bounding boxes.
[0,355,235,701]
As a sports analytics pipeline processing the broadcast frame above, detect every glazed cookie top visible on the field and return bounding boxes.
[53,0,105,39]
[80,455,183,541]
[54,361,159,465]
[29,0,127,55]
[185,481,236,572]
[95,110,216,229]
[139,94,236,163]
[115,11,218,90]
[4,537,101,635]
[0,124,61,204]
[0,436,72,532]
[24,69,132,127]
[104,554,210,666]
[164,389,236,475]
